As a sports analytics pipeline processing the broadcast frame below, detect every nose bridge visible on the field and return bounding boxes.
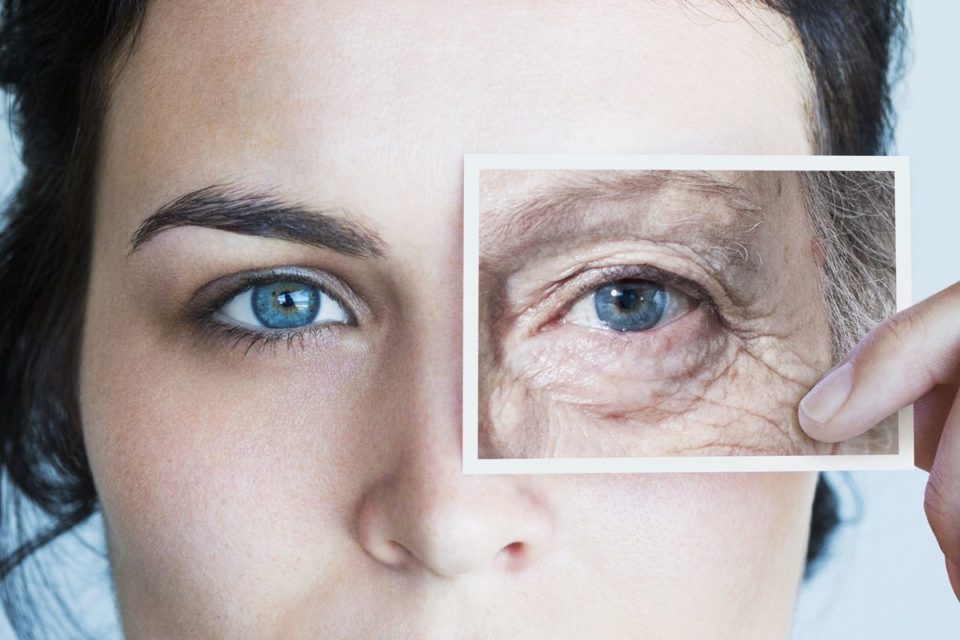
[353,282,555,578]
[407,235,466,455]
[377,298,473,537]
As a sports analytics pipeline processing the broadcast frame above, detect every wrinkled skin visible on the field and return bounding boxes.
[480,170,833,458]
[79,1,826,638]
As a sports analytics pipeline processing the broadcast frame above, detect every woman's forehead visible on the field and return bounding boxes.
[96,0,812,248]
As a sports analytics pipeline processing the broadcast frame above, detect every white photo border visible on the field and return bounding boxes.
[463,154,913,474]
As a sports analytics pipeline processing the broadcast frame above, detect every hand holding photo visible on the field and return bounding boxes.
[464,155,911,473]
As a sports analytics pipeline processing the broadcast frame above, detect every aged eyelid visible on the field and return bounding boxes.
[501,236,734,298]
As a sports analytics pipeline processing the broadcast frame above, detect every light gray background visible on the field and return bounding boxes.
[1,1,958,637]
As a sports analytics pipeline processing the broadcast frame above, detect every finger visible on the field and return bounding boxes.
[947,557,960,601]
[924,390,960,600]
[798,281,960,443]
[914,382,958,471]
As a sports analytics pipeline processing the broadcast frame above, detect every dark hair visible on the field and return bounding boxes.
[0,0,906,635]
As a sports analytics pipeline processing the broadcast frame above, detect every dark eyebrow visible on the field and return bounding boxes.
[128,184,387,258]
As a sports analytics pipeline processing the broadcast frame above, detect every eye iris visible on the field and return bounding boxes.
[594,280,666,332]
[251,282,321,329]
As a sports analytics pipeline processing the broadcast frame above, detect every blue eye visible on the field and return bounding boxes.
[251,282,320,329]
[216,280,351,330]
[564,278,694,333]
[593,281,667,331]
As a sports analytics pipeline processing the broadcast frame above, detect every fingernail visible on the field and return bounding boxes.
[800,362,855,424]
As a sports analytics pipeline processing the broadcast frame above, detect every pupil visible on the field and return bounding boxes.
[594,280,666,332]
[611,287,639,310]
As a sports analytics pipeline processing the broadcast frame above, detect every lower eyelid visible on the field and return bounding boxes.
[505,303,726,395]
[195,318,355,357]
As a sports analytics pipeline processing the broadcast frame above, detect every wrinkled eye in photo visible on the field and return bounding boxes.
[463,155,913,473]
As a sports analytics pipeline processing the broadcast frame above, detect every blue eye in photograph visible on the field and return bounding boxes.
[563,274,695,334]
[593,280,667,332]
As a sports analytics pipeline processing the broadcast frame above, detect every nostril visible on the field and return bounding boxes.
[355,475,556,577]
[496,541,528,571]
[503,542,524,555]
[381,540,413,566]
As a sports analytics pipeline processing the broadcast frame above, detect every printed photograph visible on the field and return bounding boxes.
[474,165,905,462]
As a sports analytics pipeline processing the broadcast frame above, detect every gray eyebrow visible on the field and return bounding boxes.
[484,170,762,244]
[479,170,780,313]
[128,183,387,258]
[480,169,768,270]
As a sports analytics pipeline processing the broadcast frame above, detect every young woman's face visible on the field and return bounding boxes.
[80,2,825,637]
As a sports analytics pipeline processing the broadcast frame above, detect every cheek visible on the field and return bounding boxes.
[555,473,816,634]
[77,285,385,628]
[481,318,830,457]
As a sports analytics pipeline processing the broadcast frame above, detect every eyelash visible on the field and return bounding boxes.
[197,322,323,355]
[188,267,359,355]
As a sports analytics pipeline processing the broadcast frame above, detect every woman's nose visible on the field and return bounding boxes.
[354,425,555,578]
[352,258,554,578]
